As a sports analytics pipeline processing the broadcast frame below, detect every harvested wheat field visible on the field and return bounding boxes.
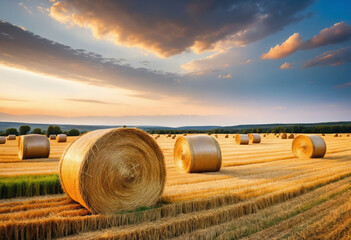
[0,134,351,239]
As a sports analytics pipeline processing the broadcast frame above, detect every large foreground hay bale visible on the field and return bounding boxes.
[174,135,221,173]
[0,136,5,144]
[60,128,166,214]
[281,133,287,139]
[288,134,295,139]
[18,134,50,160]
[7,135,16,140]
[56,134,67,142]
[292,135,326,159]
[49,135,56,140]
[235,134,249,145]
[248,133,261,144]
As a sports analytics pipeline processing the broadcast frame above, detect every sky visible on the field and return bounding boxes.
[0,0,350,127]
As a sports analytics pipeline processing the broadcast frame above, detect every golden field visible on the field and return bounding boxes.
[0,134,351,239]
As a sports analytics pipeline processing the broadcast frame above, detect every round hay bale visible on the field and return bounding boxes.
[292,135,326,159]
[172,135,176,139]
[167,134,171,138]
[280,133,287,139]
[56,134,67,143]
[207,133,211,135]
[225,134,229,138]
[248,133,261,144]
[18,134,50,160]
[183,133,187,136]
[334,133,338,137]
[60,128,166,214]
[173,135,221,173]
[154,136,159,139]
[215,134,218,138]
[288,134,295,139]
[235,134,249,145]
[321,133,325,136]
[0,136,6,144]
[276,135,279,138]
[339,135,342,137]
[263,134,266,137]
[7,135,16,140]
[347,134,350,137]
[49,135,56,140]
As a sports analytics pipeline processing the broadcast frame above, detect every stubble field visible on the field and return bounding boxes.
[0,134,350,239]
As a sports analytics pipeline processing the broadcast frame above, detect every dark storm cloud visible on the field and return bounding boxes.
[50,0,314,57]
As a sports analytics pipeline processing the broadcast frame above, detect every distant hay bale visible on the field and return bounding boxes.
[248,133,261,144]
[235,134,249,145]
[288,134,295,139]
[277,135,279,138]
[173,135,221,173]
[183,133,187,136]
[7,135,16,140]
[263,134,266,137]
[347,134,350,137]
[215,134,218,138]
[49,135,56,140]
[60,128,166,214]
[339,135,342,137]
[56,134,67,143]
[321,133,325,136]
[207,133,211,135]
[292,135,326,159]
[167,134,171,138]
[225,134,229,138]
[18,134,50,160]
[0,136,5,144]
[172,135,176,139]
[154,136,159,139]
[334,133,338,137]
[280,133,287,139]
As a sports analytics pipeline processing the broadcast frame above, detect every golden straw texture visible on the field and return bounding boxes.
[18,134,50,160]
[235,134,249,145]
[49,135,56,140]
[7,135,16,140]
[248,133,261,144]
[281,133,287,139]
[292,135,327,159]
[56,134,67,142]
[60,128,166,214]
[0,136,5,144]
[288,134,295,139]
[173,135,221,173]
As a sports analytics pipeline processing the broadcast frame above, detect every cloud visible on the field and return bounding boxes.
[64,99,114,104]
[303,47,351,68]
[262,22,351,59]
[218,73,232,79]
[50,0,313,57]
[262,33,302,59]
[280,62,292,69]
[0,21,181,98]
[272,106,285,110]
[0,97,29,102]
[334,82,351,88]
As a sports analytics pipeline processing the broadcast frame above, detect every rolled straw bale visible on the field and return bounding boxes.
[334,133,338,137]
[0,136,5,144]
[167,134,171,138]
[56,134,67,143]
[172,135,176,139]
[7,135,16,140]
[321,133,325,136]
[292,135,326,159]
[18,134,50,160]
[235,134,249,145]
[183,133,187,136]
[225,134,229,138]
[49,134,56,140]
[60,128,165,214]
[173,135,221,173]
[340,135,342,137]
[347,134,350,137]
[263,134,266,137]
[288,134,295,139]
[215,134,218,138]
[248,133,261,144]
[281,133,287,139]
[276,135,279,138]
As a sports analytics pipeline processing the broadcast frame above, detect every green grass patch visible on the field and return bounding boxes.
[0,174,63,199]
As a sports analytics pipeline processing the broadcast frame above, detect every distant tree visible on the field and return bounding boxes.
[19,125,31,135]
[32,128,42,134]
[68,129,80,136]
[123,125,127,128]
[46,126,62,137]
[5,128,19,136]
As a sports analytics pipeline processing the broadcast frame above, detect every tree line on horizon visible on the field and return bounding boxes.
[0,125,81,137]
[148,124,351,134]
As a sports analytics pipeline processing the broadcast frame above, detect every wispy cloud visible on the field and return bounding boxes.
[218,73,232,79]
[303,47,351,68]
[0,97,29,102]
[280,62,292,69]
[50,0,313,57]
[64,99,114,104]
[334,82,351,88]
[262,22,351,59]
